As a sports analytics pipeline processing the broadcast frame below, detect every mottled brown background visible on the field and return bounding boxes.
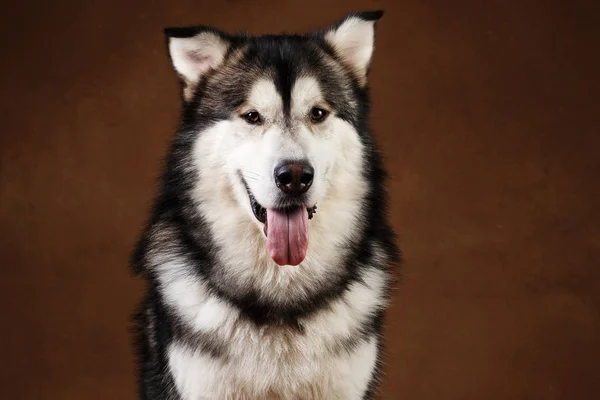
[1,0,599,399]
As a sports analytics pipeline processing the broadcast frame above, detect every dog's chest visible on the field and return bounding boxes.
[167,310,378,400]
[159,262,387,399]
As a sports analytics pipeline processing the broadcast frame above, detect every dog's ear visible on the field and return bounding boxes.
[324,11,384,85]
[164,26,231,101]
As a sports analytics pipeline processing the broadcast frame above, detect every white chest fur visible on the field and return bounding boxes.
[168,334,377,399]
[161,267,387,399]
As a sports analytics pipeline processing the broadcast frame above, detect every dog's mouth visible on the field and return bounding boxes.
[242,177,316,267]
[247,190,316,226]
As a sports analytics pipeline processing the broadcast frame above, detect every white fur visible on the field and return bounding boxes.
[169,338,378,400]
[165,266,386,399]
[169,32,229,82]
[189,77,367,302]
[168,32,230,99]
[158,73,382,398]
[162,276,239,332]
[244,78,284,122]
[325,16,377,80]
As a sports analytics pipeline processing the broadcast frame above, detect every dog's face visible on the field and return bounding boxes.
[166,12,382,270]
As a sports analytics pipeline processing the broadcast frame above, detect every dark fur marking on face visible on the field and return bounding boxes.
[133,19,401,326]
[170,34,362,129]
[132,10,399,399]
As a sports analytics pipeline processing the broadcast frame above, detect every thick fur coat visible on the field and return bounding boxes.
[131,10,400,400]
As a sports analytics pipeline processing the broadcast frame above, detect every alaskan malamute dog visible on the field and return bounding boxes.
[132,10,400,399]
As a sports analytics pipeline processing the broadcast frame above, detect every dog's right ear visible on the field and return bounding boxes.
[164,27,231,101]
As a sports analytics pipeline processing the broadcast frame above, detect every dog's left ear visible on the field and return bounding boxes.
[324,11,384,84]
[164,26,231,101]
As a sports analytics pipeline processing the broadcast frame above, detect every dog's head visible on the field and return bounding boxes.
[164,12,383,271]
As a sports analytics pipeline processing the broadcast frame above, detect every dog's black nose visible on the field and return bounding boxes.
[274,160,314,195]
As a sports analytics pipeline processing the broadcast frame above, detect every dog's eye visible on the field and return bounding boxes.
[310,107,329,123]
[243,111,262,125]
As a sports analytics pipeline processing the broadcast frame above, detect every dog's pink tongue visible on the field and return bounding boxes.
[266,207,308,266]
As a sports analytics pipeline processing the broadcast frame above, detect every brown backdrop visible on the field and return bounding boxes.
[1,0,599,399]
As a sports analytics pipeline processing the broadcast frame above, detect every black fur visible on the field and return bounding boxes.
[131,10,400,399]
[132,285,178,399]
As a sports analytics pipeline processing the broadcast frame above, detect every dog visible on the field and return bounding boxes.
[131,10,400,399]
